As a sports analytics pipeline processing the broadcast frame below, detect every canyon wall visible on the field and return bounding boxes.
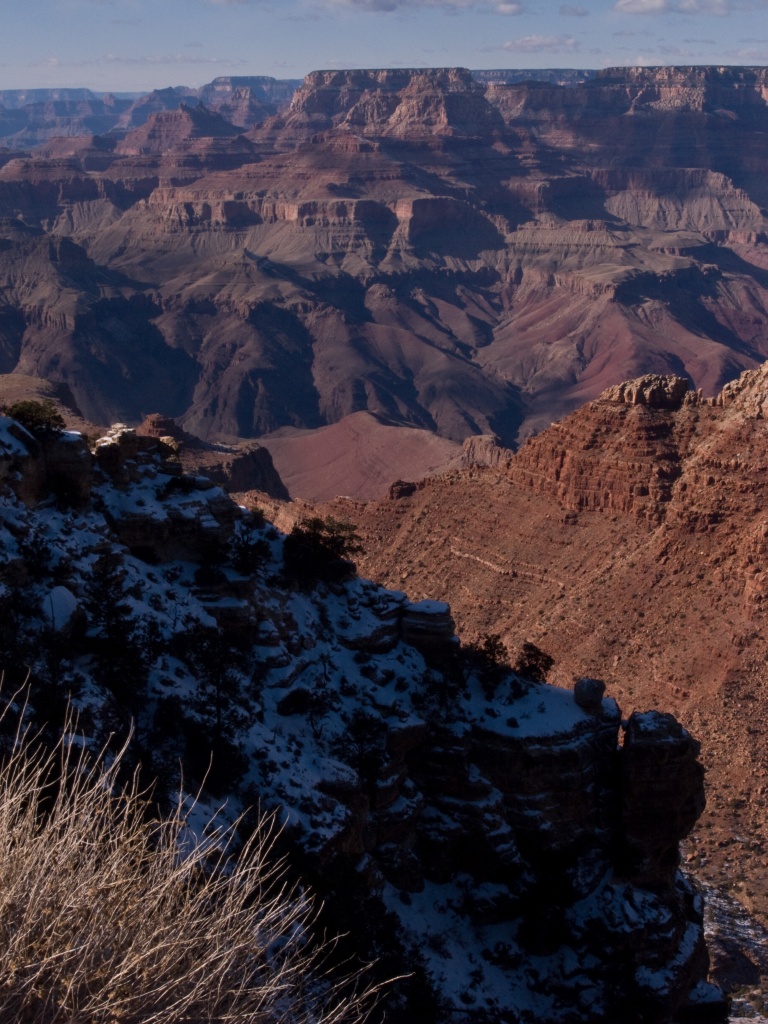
[1,66,768,481]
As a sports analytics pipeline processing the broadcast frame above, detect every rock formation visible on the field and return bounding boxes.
[2,66,768,498]
[321,362,768,998]
[0,77,301,148]
[0,409,726,1022]
[135,412,289,498]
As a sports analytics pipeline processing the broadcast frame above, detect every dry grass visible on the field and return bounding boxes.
[0,704,373,1023]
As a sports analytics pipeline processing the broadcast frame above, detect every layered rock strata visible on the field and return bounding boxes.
[323,362,768,995]
[2,66,768,492]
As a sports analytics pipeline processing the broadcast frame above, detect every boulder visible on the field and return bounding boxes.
[574,676,607,714]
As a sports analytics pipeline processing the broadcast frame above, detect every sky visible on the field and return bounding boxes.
[2,0,768,93]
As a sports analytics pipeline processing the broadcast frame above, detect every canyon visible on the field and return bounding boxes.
[283,367,768,1002]
[1,66,768,500]
[3,62,768,1015]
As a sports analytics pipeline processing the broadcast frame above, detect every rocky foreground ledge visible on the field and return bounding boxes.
[0,416,727,1022]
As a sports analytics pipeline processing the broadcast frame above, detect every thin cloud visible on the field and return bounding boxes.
[103,52,249,66]
[560,3,589,13]
[729,44,768,56]
[326,0,524,9]
[616,0,768,11]
[207,0,278,7]
[614,0,669,13]
[503,33,579,51]
[678,0,730,11]
[31,56,94,69]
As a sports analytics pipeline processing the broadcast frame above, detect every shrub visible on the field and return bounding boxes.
[512,641,554,683]
[462,632,510,699]
[5,399,65,438]
[231,518,271,575]
[0,705,375,1024]
[283,516,363,586]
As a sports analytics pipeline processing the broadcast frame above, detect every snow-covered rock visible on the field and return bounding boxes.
[0,415,727,1024]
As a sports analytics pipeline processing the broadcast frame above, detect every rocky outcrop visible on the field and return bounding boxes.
[460,433,514,469]
[0,415,91,506]
[114,105,257,173]
[400,598,456,657]
[93,424,239,559]
[0,404,726,1022]
[508,396,692,525]
[136,413,289,499]
[281,67,500,138]
[600,374,692,410]
[333,357,768,1005]
[574,675,606,713]
[621,711,706,888]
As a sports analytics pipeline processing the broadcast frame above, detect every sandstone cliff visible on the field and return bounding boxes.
[324,363,768,998]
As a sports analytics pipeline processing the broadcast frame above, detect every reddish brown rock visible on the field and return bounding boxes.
[3,65,768,490]
[600,374,692,410]
[318,360,768,954]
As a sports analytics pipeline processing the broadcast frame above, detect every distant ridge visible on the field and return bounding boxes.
[471,68,598,85]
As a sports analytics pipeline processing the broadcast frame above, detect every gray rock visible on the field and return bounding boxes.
[574,676,607,713]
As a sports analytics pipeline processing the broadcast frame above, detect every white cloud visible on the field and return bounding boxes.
[614,0,669,12]
[616,0,768,11]
[503,33,578,51]
[495,2,525,11]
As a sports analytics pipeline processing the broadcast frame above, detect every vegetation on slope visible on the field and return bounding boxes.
[0,698,373,1023]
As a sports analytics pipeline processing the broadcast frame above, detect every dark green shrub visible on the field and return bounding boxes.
[462,632,510,699]
[5,399,65,438]
[513,641,554,683]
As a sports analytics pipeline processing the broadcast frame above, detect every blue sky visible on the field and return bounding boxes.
[2,0,768,93]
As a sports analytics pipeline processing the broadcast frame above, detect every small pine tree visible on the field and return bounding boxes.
[463,632,510,699]
[5,399,65,438]
[178,625,250,793]
[513,641,554,683]
[84,552,148,717]
[230,518,271,575]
